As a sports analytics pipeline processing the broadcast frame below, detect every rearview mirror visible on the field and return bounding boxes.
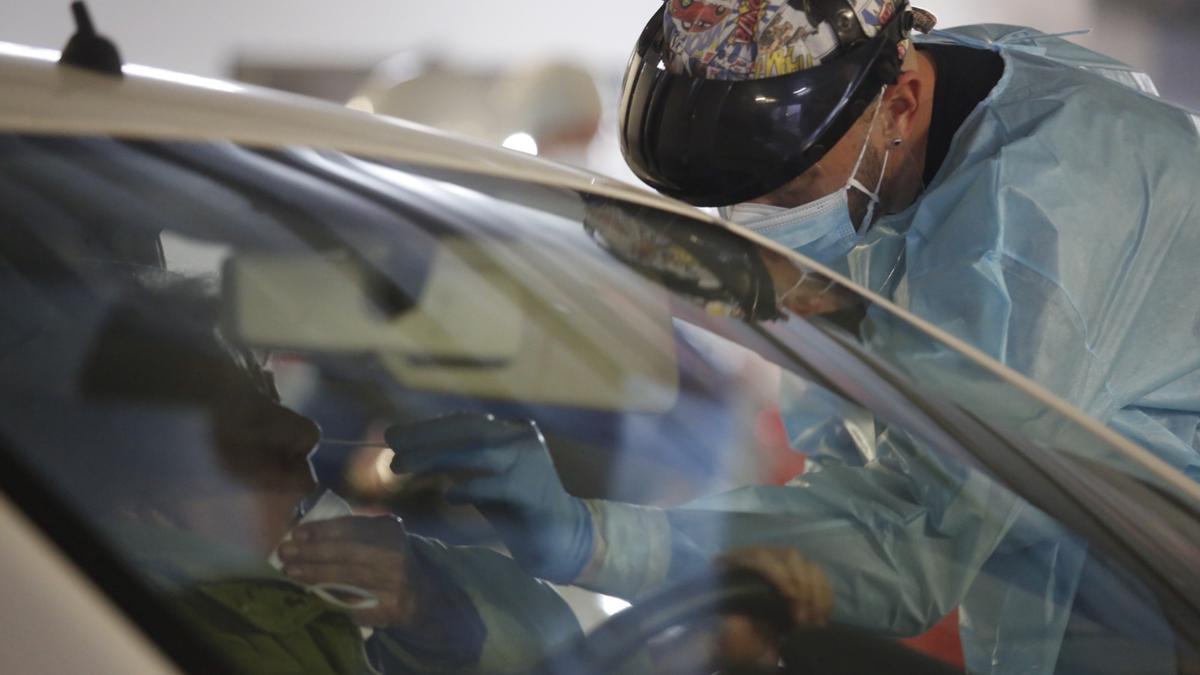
[223,239,679,412]
[223,249,521,364]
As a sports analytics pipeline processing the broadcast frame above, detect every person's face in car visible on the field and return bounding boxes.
[135,377,321,558]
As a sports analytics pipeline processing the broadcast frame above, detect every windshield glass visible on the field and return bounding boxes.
[1,134,1198,675]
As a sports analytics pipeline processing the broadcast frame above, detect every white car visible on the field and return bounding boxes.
[2,8,1199,675]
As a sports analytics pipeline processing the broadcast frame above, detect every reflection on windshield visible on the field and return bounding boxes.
[0,134,1197,675]
[583,196,867,326]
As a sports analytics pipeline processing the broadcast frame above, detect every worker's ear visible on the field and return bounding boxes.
[882,68,924,142]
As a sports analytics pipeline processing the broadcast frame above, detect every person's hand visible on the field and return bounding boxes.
[723,547,834,627]
[277,515,431,628]
[713,548,835,668]
[386,412,593,583]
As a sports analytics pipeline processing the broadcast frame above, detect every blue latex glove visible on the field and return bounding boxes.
[387,412,594,583]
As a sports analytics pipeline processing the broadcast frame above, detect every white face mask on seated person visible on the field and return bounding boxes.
[720,95,892,265]
[269,489,381,616]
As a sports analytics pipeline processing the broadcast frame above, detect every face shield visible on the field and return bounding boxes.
[619,2,913,207]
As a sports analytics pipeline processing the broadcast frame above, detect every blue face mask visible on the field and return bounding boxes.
[721,99,890,265]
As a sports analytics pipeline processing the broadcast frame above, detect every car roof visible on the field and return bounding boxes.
[0,42,707,222]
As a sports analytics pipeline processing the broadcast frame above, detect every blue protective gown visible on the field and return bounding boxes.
[578,25,1200,674]
[846,25,1200,673]
[854,25,1200,467]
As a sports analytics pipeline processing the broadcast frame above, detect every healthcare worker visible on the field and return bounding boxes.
[385,1,1200,673]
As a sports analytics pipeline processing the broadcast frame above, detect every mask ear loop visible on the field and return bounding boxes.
[862,145,892,229]
[846,89,891,230]
[308,582,381,610]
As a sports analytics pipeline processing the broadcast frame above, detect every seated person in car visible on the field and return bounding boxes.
[68,278,581,674]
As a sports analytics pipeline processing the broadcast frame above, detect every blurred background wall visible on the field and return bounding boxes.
[5,0,1198,182]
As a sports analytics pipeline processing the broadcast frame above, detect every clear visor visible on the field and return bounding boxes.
[619,5,908,207]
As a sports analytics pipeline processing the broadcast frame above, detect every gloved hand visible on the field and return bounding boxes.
[387,412,594,583]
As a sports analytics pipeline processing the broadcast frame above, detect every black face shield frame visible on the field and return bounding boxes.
[619,2,912,207]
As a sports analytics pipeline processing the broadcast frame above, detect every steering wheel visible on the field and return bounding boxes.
[534,569,967,675]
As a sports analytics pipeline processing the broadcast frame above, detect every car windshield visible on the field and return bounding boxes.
[2,134,1199,675]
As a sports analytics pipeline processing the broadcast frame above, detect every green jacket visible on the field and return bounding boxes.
[113,524,582,674]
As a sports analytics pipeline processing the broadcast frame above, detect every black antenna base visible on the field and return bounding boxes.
[59,2,124,77]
